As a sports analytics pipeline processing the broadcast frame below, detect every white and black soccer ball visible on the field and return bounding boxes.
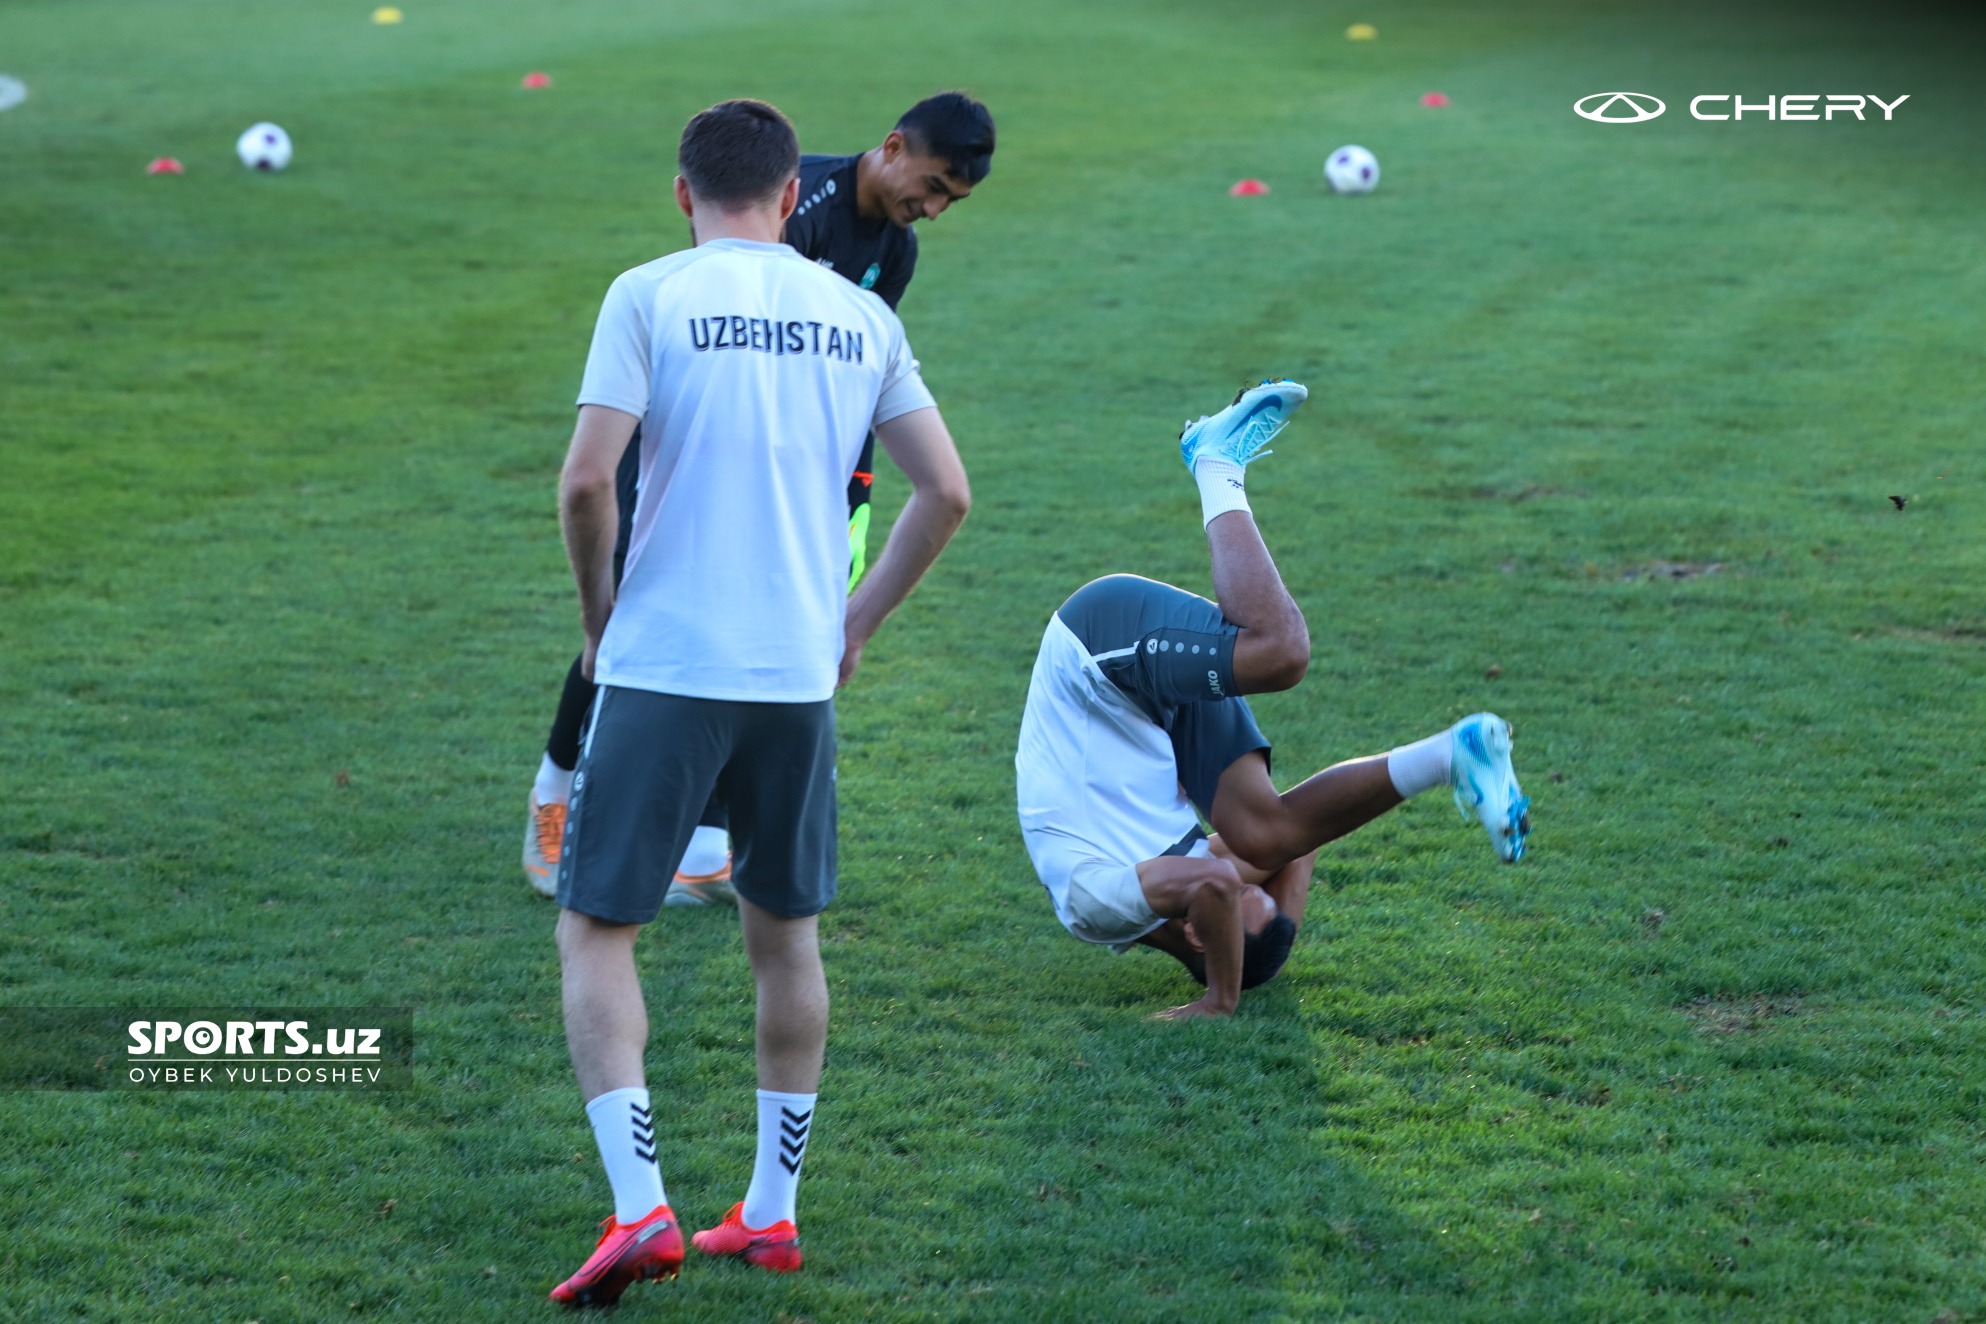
[236,122,293,172]
[1325,144,1379,194]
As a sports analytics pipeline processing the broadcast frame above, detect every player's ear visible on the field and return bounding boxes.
[673,175,695,221]
[777,174,799,223]
[1180,920,1205,953]
[881,129,906,163]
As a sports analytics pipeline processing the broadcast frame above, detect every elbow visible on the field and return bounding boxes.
[559,467,614,514]
[935,477,972,528]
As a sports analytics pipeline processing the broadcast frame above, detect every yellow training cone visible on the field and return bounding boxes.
[372,6,404,23]
[1346,22,1376,40]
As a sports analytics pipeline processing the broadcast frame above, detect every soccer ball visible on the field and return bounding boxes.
[236,122,293,172]
[1324,145,1379,194]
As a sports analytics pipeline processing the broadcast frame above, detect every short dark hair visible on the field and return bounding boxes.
[678,99,800,209]
[1177,915,1297,992]
[896,91,996,184]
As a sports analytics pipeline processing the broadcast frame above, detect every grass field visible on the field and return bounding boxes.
[5,0,1986,1318]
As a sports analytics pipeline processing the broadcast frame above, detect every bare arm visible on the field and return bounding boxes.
[558,404,640,679]
[1208,510,1309,693]
[840,406,971,685]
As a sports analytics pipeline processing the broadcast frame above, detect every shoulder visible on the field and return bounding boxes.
[613,245,715,294]
[799,152,857,183]
[792,155,858,222]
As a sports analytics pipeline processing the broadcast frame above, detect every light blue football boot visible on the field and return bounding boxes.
[1450,713,1530,863]
[1179,379,1309,473]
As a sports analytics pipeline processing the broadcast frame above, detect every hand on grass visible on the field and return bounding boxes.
[1147,996,1236,1023]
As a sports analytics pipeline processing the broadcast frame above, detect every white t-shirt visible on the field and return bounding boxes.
[1014,613,1203,939]
[576,237,935,702]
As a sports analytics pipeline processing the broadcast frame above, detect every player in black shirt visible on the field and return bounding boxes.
[523,93,997,901]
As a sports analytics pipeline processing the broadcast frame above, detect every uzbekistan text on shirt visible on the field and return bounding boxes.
[688,314,868,362]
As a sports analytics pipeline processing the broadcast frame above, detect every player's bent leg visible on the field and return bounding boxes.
[1209,750,1402,874]
[1208,717,1532,872]
[1136,854,1248,1019]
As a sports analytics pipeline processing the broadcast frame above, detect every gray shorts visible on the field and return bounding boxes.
[557,687,837,923]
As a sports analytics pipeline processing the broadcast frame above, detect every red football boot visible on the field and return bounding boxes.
[690,1201,803,1272]
[549,1204,683,1308]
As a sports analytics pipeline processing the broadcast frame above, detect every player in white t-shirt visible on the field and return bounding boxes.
[544,101,970,1309]
[1016,381,1531,1021]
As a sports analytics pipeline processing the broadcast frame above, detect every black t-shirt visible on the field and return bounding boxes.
[782,154,918,311]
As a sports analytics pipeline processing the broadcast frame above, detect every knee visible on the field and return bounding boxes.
[1259,628,1310,693]
[556,909,635,960]
[1215,820,1293,875]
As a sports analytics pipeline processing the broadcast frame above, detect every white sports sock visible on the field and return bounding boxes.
[585,1086,668,1223]
[1387,728,1454,800]
[1192,457,1251,526]
[678,824,730,877]
[740,1089,816,1229]
[534,753,575,806]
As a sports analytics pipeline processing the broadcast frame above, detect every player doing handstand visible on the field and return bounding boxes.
[1014,381,1531,1019]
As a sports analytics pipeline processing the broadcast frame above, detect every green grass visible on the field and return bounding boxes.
[5,0,1986,1318]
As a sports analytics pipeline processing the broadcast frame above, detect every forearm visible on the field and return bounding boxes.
[844,486,966,644]
[560,477,618,643]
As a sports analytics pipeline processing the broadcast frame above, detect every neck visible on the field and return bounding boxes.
[692,206,786,246]
[853,147,889,222]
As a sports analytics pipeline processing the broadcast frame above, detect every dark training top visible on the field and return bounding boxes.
[782,153,918,313]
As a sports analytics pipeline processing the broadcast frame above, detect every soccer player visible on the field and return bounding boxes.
[545,101,970,1306]
[524,92,997,905]
[1014,380,1531,1020]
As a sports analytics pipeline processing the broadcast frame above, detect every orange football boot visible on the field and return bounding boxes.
[549,1204,683,1308]
[523,794,566,899]
[663,856,736,908]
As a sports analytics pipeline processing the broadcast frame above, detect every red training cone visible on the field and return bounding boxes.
[1420,91,1450,107]
[522,71,551,89]
[1229,178,1269,197]
[145,157,185,175]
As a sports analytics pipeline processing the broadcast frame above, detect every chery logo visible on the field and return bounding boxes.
[1576,92,1909,123]
[1575,92,1666,123]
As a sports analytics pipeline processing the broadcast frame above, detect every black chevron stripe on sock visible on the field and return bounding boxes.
[631,1101,658,1162]
[777,1104,813,1172]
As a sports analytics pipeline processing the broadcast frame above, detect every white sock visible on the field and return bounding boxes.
[585,1086,668,1222]
[678,824,730,877]
[740,1089,816,1229]
[1192,457,1251,526]
[535,753,575,805]
[1387,728,1454,800]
